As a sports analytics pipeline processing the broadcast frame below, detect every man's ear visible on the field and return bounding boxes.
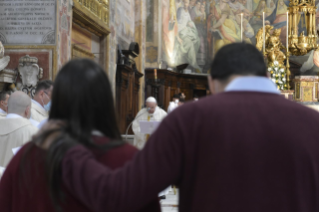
[208,75,215,95]
[25,105,31,118]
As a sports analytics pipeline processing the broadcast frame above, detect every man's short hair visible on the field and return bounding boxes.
[210,43,267,81]
[35,80,53,94]
[173,94,180,99]
[179,98,185,103]
[0,91,9,102]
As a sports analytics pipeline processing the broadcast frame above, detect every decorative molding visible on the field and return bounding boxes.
[146,78,165,87]
[73,0,110,37]
[146,46,158,63]
[72,44,95,59]
[73,19,103,37]
[4,45,57,79]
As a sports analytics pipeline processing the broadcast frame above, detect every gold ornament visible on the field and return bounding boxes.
[288,0,318,56]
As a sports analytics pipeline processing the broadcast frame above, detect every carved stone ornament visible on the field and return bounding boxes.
[0,41,18,92]
[18,55,43,97]
[0,41,10,71]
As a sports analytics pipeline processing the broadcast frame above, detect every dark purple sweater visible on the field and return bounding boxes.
[62,92,319,212]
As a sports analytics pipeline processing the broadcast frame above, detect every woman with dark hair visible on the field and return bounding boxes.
[0,59,160,212]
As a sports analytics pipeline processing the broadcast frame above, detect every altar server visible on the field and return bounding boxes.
[0,91,9,118]
[167,94,180,113]
[0,91,38,167]
[132,97,167,149]
[31,80,53,122]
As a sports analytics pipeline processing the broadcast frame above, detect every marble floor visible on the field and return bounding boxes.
[160,190,178,212]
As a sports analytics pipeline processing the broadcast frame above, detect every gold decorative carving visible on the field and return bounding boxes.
[73,0,110,37]
[75,0,109,24]
[72,44,95,59]
[304,87,313,102]
[301,82,314,87]
[316,83,318,99]
[287,0,318,56]
[295,82,300,99]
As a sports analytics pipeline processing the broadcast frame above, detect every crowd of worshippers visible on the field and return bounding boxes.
[2,43,319,212]
[0,80,192,168]
[0,80,53,168]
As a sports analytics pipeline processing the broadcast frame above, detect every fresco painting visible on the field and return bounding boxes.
[161,0,319,74]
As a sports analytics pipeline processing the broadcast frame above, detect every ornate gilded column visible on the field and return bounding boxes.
[312,10,316,36]
[309,11,313,36]
[289,12,293,36]
[293,9,298,36]
[135,0,146,109]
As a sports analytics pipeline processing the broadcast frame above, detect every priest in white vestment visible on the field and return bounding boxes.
[31,80,53,122]
[0,91,38,167]
[0,91,10,119]
[132,97,167,149]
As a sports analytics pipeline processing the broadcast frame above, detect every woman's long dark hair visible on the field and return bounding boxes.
[21,59,124,212]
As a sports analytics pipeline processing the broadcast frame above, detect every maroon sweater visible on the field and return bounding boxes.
[62,92,319,212]
[0,137,160,212]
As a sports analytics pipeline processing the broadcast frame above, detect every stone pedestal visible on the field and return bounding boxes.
[280,90,294,100]
[293,76,319,102]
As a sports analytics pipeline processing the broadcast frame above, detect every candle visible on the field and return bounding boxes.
[154,69,157,80]
[241,13,243,42]
[263,12,265,54]
[286,11,289,52]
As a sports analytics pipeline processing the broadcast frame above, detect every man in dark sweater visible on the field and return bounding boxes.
[61,43,319,212]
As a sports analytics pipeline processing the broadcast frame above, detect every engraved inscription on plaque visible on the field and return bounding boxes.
[0,0,56,45]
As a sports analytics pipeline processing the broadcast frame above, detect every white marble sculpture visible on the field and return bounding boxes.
[18,55,43,97]
[0,42,10,72]
[0,42,16,92]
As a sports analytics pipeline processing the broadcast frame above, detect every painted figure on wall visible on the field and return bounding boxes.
[191,2,208,67]
[159,0,319,74]
[175,0,202,72]
[162,0,178,65]
[162,0,256,72]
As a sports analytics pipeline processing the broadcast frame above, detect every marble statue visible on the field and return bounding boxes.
[0,42,17,92]
[0,42,10,72]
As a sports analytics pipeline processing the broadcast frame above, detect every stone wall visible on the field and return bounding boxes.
[57,0,73,71]
[108,0,136,94]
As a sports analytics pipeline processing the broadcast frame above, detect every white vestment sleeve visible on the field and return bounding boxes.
[132,109,146,148]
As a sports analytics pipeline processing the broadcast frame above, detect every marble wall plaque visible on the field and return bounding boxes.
[0,0,56,45]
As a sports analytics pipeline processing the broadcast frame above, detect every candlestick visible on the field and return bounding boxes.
[241,13,243,42]
[263,12,265,54]
[154,69,157,80]
[286,12,289,52]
